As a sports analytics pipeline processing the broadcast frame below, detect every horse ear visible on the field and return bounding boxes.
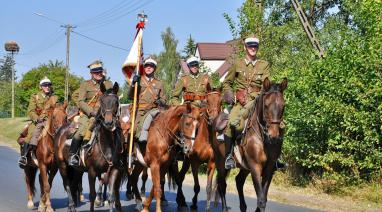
[100,82,107,94]
[206,83,212,93]
[263,77,271,91]
[63,100,68,109]
[280,77,288,92]
[113,82,119,94]
[186,102,192,113]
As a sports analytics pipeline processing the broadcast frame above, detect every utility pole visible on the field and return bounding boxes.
[4,41,20,118]
[34,12,76,100]
[62,25,76,100]
[291,0,324,58]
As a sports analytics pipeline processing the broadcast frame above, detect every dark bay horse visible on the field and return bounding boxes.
[212,78,287,212]
[56,82,126,212]
[177,89,222,211]
[23,100,68,212]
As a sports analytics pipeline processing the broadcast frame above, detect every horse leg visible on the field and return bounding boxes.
[206,159,216,212]
[108,168,122,212]
[58,164,76,212]
[24,166,37,209]
[140,167,148,196]
[88,171,97,212]
[95,179,104,207]
[39,163,54,212]
[176,159,190,208]
[160,174,168,206]
[37,173,46,212]
[131,165,144,211]
[236,169,250,212]
[250,164,265,212]
[143,163,161,212]
[190,159,201,210]
[260,163,276,210]
[125,173,134,200]
[217,168,229,212]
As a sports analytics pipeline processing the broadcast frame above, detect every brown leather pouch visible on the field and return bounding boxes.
[236,89,248,106]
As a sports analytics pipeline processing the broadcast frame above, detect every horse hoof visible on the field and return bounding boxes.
[94,198,103,207]
[104,200,109,207]
[178,206,189,212]
[67,205,76,212]
[37,205,45,212]
[126,193,134,201]
[80,194,85,202]
[46,206,54,212]
[135,202,143,211]
[27,201,34,209]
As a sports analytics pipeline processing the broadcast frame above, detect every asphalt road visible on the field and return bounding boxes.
[0,146,317,212]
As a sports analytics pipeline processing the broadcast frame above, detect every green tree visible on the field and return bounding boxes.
[18,60,83,113]
[0,55,15,81]
[156,27,181,99]
[182,34,196,59]
[226,0,382,184]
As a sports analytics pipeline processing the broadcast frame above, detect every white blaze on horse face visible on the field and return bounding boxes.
[191,120,198,148]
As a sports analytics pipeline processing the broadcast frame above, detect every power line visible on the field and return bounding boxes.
[80,0,154,31]
[33,12,66,25]
[72,31,129,51]
[76,0,139,27]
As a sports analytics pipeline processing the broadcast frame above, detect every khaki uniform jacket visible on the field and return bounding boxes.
[223,58,270,101]
[170,73,210,105]
[128,76,166,111]
[77,79,113,117]
[27,91,58,123]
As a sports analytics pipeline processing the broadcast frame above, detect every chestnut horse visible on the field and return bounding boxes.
[212,78,287,212]
[22,100,68,212]
[127,104,202,211]
[176,88,222,211]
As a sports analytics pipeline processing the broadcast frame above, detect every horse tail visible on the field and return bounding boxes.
[119,166,129,187]
[166,162,178,190]
[24,166,38,197]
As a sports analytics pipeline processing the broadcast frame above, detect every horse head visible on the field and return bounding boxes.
[259,77,288,142]
[51,101,68,134]
[99,82,120,131]
[206,84,222,122]
[180,102,203,155]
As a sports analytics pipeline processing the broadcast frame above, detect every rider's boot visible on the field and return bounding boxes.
[18,143,29,168]
[224,134,236,169]
[68,137,81,167]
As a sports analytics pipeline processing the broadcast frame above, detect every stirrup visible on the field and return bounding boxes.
[18,156,27,168]
[225,155,236,169]
[69,154,80,167]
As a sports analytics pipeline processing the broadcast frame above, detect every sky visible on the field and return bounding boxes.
[0,0,244,85]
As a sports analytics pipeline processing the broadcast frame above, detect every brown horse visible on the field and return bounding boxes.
[212,78,287,212]
[126,104,202,211]
[176,88,222,211]
[23,100,68,212]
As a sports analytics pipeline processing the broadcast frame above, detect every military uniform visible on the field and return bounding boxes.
[129,75,166,139]
[69,60,113,167]
[170,56,210,106]
[19,77,56,168]
[170,73,210,105]
[26,91,58,146]
[73,79,113,140]
[222,58,270,138]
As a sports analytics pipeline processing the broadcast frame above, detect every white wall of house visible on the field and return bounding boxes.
[195,48,225,73]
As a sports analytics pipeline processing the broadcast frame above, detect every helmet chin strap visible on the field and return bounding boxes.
[146,72,154,79]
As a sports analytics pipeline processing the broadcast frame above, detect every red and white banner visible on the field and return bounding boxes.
[122,23,145,85]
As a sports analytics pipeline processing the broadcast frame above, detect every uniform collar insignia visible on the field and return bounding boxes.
[245,58,257,66]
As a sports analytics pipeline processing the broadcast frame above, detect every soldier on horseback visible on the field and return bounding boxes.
[18,77,57,168]
[221,35,285,170]
[68,60,113,167]
[128,58,166,143]
[170,56,211,106]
